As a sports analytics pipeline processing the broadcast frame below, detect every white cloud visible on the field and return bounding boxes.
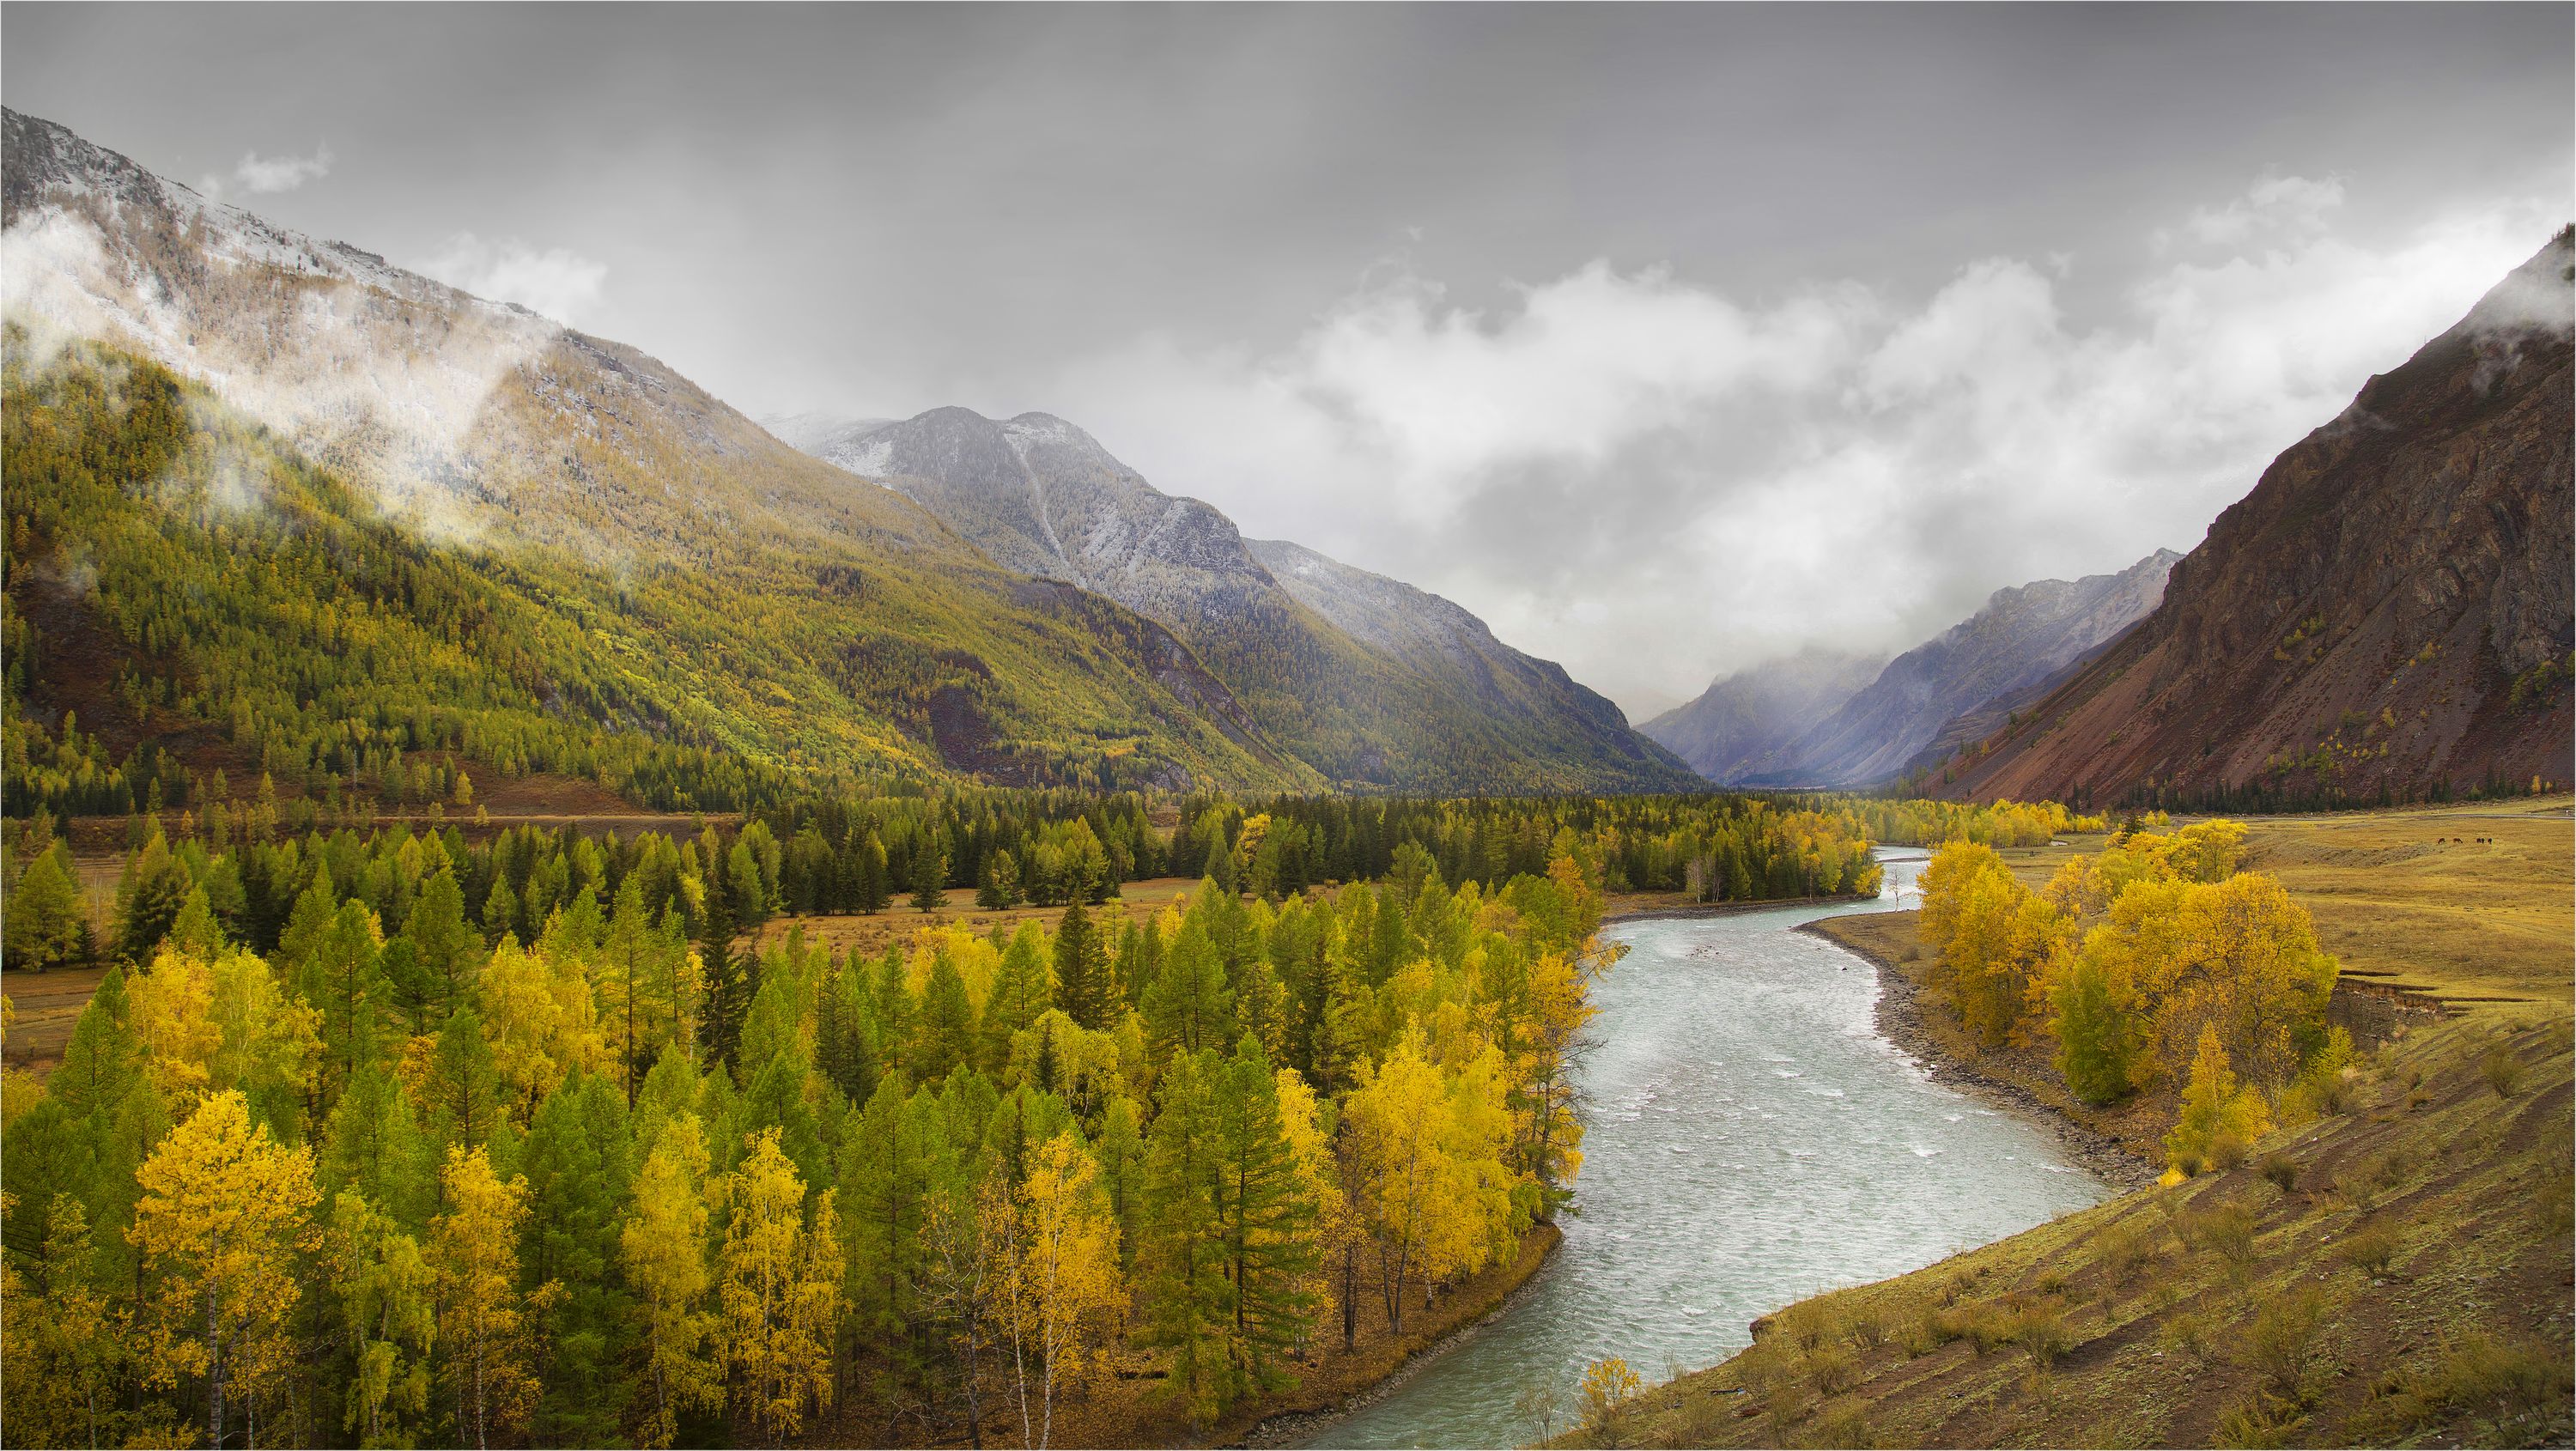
[419,233,608,326]
[201,143,334,199]
[2162,172,2345,251]
[1044,181,2561,714]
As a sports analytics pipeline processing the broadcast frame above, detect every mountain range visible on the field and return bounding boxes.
[1940,229,2574,807]
[1644,549,2180,788]
[0,106,1692,799]
[772,407,1688,790]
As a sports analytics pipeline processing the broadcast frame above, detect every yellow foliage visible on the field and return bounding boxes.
[623,1115,722,1448]
[432,1144,551,1448]
[1002,1131,1128,1448]
[720,1128,843,1439]
[131,1090,320,1447]
[129,949,221,1110]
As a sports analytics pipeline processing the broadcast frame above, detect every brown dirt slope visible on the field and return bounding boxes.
[1941,231,2573,808]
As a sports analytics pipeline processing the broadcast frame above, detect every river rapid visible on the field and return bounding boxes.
[1303,852,2108,1448]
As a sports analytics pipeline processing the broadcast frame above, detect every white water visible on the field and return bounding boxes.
[1303,853,2108,1448]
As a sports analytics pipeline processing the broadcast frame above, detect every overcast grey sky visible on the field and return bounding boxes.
[6,4,2570,713]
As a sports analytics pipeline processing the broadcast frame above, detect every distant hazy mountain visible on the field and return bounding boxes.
[1640,648,1887,781]
[1946,231,2574,807]
[1731,550,2181,788]
[786,408,1698,791]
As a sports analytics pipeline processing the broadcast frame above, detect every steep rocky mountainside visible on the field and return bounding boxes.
[1639,647,1887,781]
[1732,549,2181,787]
[1944,230,2575,807]
[1,106,1308,792]
[787,408,1697,792]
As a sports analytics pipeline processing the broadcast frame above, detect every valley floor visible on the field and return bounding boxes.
[1562,799,2576,1449]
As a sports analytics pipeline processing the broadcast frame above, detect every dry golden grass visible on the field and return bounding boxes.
[749,877,1209,962]
[2234,797,2573,1012]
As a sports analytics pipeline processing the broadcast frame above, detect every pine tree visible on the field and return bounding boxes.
[319,1065,439,1231]
[404,866,475,1023]
[1094,1093,1145,1273]
[1211,1036,1318,1393]
[915,956,976,1086]
[115,834,196,962]
[425,1008,502,1165]
[981,922,1054,1072]
[1137,1048,1233,1426]
[301,899,388,1110]
[1054,902,1112,1031]
[858,834,892,915]
[696,884,747,1073]
[910,841,947,914]
[6,843,88,972]
[1141,919,1234,1060]
[521,1073,636,1442]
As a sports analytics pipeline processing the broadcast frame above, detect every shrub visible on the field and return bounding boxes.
[2013,1304,2072,1369]
[2482,1045,2524,1098]
[2160,1309,2216,1365]
[2178,1202,2258,1266]
[1801,1399,1874,1450]
[1806,1345,1858,1395]
[1579,1357,1643,1438]
[2242,1286,2324,1396]
[2212,1390,2306,1448]
[2535,1150,2573,1237]
[2100,1221,2160,1286]
[2409,1331,2569,1418]
[1845,1307,1886,1349]
[2339,1218,2402,1278]
[2257,1152,2300,1193]
[1896,1316,1941,1358]
[1784,1306,1832,1352]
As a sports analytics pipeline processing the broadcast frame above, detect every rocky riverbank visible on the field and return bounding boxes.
[1797,913,2161,1191]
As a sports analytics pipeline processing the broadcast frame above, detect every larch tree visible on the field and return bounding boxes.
[720,1128,844,1441]
[2,1193,126,1449]
[1340,1029,1461,1333]
[323,1189,437,1447]
[622,1114,722,1449]
[1004,1131,1127,1448]
[431,1144,552,1449]
[130,1089,320,1451]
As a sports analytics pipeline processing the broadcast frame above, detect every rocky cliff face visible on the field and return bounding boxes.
[1943,230,2575,806]
[1640,648,1887,781]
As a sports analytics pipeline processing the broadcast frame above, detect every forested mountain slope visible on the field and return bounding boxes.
[0,106,1315,798]
[0,106,1680,798]
[788,408,1696,791]
[1731,549,2179,788]
[1942,230,2576,808]
[1639,648,1886,782]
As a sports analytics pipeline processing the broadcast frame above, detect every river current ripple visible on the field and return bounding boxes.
[1304,853,2108,1448]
